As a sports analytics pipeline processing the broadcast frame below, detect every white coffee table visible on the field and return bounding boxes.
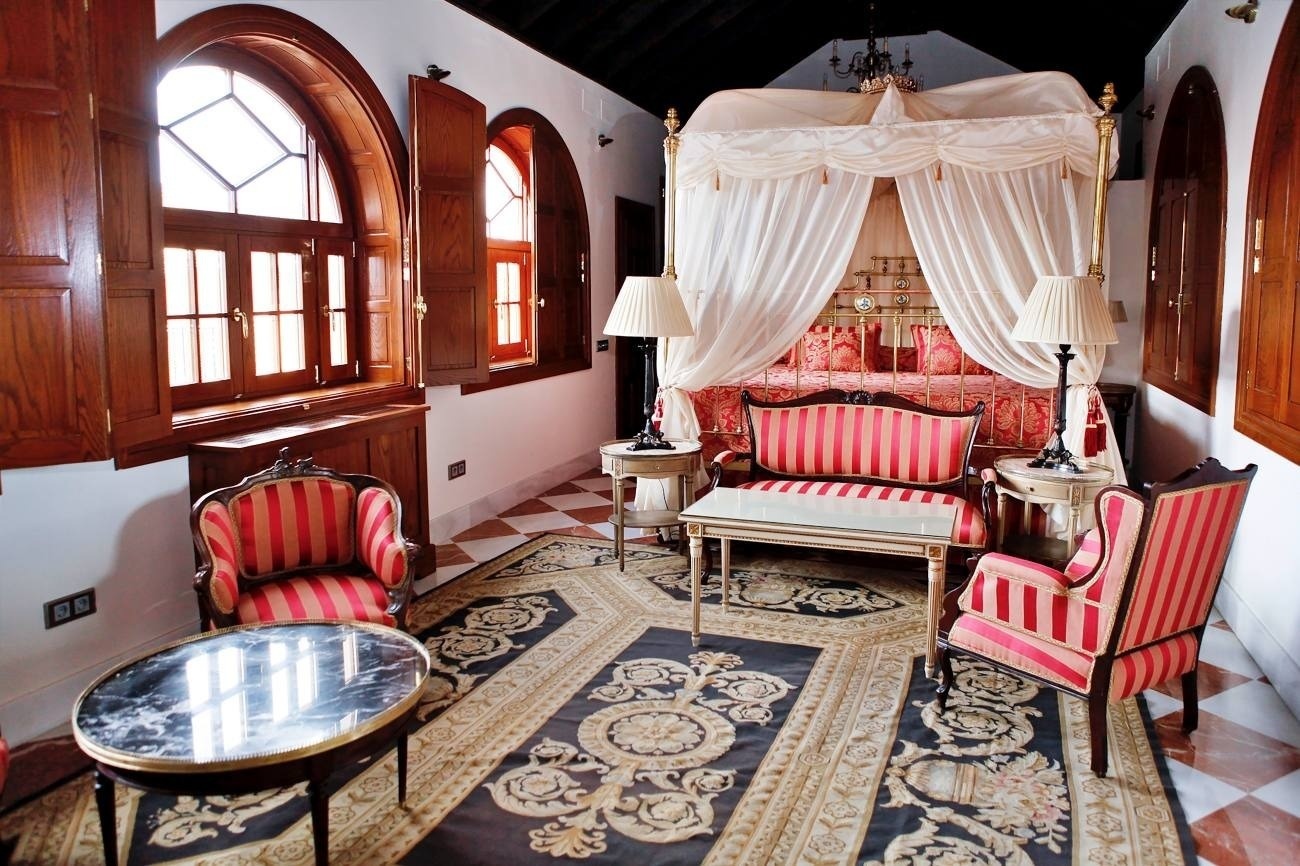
[680,487,956,678]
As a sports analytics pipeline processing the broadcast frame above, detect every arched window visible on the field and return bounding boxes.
[487,131,534,366]
[1144,65,1225,414]
[160,58,356,406]
[465,108,590,392]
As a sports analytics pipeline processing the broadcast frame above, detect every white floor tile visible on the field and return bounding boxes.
[540,491,613,510]
[1252,768,1300,818]
[1198,679,1300,749]
[1198,626,1265,678]
[1164,759,1246,822]
[1207,607,1224,625]
[456,534,530,563]
[502,511,582,533]
[1141,688,1183,719]
[587,522,620,540]
[572,476,613,492]
[415,561,474,595]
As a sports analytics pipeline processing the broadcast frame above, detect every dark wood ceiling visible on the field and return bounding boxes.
[443,1,1189,120]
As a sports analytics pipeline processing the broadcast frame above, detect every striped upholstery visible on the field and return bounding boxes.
[1109,634,1200,700]
[1116,480,1252,653]
[229,478,356,578]
[236,574,396,626]
[357,487,407,588]
[954,490,1143,655]
[748,403,977,485]
[0,734,9,795]
[739,478,986,547]
[948,616,1094,691]
[196,502,241,615]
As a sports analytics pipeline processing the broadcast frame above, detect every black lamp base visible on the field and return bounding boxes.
[1030,344,1082,472]
[627,428,676,451]
[627,337,674,451]
[1028,442,1082,473]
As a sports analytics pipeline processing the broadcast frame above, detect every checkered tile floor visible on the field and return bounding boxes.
[426,464,1300,866]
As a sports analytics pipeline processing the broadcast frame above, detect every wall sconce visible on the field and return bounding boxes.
[597,134,614,148]
[1225,1,1258,23]
[1136,105,1156,120]
[426,64,451,80]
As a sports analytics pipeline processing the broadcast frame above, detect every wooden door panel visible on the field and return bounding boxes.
[0,108,68,262]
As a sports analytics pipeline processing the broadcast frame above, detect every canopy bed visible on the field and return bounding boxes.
[652,72,1126,497]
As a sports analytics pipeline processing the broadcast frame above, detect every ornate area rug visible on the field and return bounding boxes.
[0,535,1193,865]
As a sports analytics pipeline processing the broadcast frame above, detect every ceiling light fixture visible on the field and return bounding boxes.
[827,2,921,94]
[1225,1,1259,23]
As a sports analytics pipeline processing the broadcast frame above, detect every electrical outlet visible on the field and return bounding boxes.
[44,588,96,629]
[596,339,609,352]
[448,459,467,480]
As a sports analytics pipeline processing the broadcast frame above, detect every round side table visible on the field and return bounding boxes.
[599,439,702,570]
[994,455,1115,565]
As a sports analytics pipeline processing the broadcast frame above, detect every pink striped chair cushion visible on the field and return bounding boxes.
[236,573,395,626]
[947,615,1095,692]
[197,502,241,615]
[1072,490,1145,607]
[357,487,407,588]
[230,478,357,578]
[1108,633,1200,700]
[1117,479,1250,652]
[739,478,986,547]
[959,555,1109,653]
[749,403,976,485]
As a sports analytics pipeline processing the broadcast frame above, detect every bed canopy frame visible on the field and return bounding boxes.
[653,71,1125,482]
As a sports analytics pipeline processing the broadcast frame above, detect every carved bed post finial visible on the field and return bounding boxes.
[1089,82,1118,283]
[664,108,680,280]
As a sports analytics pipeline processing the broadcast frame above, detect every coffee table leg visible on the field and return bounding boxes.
[309,779,330,866]
[612,475,626,571]
[94,767,117,866]
[720,537,731,611]
[689,526,702,647]
[397,732,408,805]
[925,546,946,679]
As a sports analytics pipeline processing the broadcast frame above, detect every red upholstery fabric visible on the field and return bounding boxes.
[196,502,241,615]
[748,403,977,486]
[875,344,918,372]
[738,478,987,548]
[1109,633,1200,700]
[0,735,9,796]
[1117,480,1252,652]
[948,615,1094,691]
[357,487,407,588]
[236,573,395,626]
[230,478,356,578]
[911,324,993,375]
[789,324,880,372]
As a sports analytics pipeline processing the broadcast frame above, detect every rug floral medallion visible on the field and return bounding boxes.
[0,535,1193,865]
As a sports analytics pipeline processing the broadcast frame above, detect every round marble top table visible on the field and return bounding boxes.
[73,620,429,866]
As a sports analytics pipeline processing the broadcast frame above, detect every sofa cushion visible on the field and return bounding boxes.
[236,573,395,626]
[911,324,992,375]
[737,478,987,547]
[789,324,879,372]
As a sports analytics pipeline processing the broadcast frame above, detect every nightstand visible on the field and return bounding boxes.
[994,455,1114,566]
[599,439,702,570]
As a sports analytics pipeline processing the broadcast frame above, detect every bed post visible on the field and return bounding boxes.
[664,108,680,280]
[1089,83,1118,282]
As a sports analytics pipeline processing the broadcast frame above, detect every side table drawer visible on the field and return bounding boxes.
[997,473,1072,500]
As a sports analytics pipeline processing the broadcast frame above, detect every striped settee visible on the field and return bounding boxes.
[709,389,994,557]
[191,448,416,631]
[936,457,1256,776]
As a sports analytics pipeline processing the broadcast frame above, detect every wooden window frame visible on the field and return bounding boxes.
[1142,65,1226,415]
[1237,3,1300,463]
[121,6,414,467]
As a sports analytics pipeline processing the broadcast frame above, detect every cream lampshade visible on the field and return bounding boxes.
[1012,275,1118,472]
[604,276,694,450]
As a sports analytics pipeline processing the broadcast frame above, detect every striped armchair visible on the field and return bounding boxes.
[935,457,1256,776]
[192,448,417,631]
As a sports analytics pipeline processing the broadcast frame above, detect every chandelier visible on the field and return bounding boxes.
[827,2,921,95]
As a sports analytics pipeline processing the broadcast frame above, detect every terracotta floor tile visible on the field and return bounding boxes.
[540,481,586,496]
[451,518,519,542]
[565,504,618,524]
[1152,661,1255,700]
[1155,709,1300,791]
[1191,796,1300,866]
[498,498,558,517]
[434,544,474,566]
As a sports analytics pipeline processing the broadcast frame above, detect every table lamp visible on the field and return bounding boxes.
[1011,275,1117,472]
[604,276,694,450]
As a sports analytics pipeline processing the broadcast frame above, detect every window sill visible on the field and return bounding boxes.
[461,357,590,395]
[117,382,423,468]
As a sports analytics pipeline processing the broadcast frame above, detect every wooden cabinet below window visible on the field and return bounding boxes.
[187,404,434,575]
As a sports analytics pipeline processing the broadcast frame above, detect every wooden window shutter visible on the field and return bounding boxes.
[408,77,487,386]
[0,0,110,468]
[94,0,172,450]
[1238,5,1300,462]
[532,123,590,365]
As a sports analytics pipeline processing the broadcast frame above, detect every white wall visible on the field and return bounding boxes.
[1137,0,1300,716]
[769,31,1018,92]
[0,0,665,746]
[1102,180,1146,389]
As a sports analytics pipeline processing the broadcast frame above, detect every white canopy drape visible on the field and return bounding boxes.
[655,71,1125,488]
